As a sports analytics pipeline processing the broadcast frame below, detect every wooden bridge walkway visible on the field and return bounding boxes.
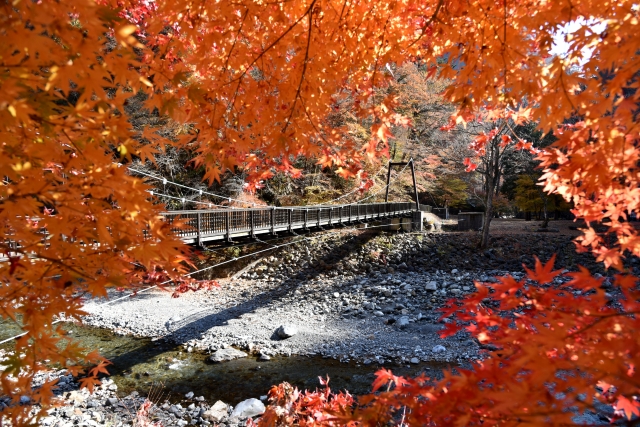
[162,202,418,245]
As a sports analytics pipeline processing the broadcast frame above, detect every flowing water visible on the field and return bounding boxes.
[1,321,447,405]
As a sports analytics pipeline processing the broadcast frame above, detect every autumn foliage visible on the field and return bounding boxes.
[1,0,640,425]
[343,258,640,425]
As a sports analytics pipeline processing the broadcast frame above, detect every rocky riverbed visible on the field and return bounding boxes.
[6,222,634,426]
[83,226,627,366]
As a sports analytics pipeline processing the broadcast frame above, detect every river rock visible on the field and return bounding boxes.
[397,316,410,328]
[432,345,446,353]
[203,401,229,423]
[230,398,265,420]
[425,281,438,291]
[276,324,298,339]
[208,348,248,363]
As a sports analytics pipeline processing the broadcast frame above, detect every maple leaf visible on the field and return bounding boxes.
[463,157,478,172]
[371,369,408,392]
[523,255,560,284]
[614,396,640,420]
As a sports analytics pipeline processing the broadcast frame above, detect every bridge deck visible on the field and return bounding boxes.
[161,202,417,244]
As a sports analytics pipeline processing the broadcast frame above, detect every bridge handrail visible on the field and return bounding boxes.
[157,201,417,244]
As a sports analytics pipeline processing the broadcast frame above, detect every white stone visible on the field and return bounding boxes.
[425,281,438,291]
[398,316,410,327]
[276,324,298,339]
[203,400,229,423]
[432,345,446,353]
[230,398,265,420]
[410,357,420,364]
[208,348,248,363]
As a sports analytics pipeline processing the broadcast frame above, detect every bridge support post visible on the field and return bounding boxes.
[197,212,202,247]
[410,158,420,211]
[288,209,293,233]
[270,207,276,235]
[384,158,420,210]
[413,211,424,232]
[384,161,392,203]
[304,209,309,230]
[250,210,256,238]
[225,211,233,242]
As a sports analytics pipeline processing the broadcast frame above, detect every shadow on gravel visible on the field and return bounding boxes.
[103,230,380,375]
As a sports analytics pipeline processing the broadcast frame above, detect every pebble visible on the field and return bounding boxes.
[203,401,229,423]
[432,345,446,353]
[397,316,410,328]
[425,281,438,291]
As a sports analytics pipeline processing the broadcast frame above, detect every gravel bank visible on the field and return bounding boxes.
[2,371,268,427]
[83,227,629,365]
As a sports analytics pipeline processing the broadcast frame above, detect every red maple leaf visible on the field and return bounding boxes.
[615,396,640,420]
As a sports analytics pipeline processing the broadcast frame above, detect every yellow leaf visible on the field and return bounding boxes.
[118,25,137,38]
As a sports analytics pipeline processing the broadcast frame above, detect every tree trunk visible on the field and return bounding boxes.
[480,163,495,248]
[480,196,493,248]
[541,197,549,228]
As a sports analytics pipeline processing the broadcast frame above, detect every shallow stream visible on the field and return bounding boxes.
[1,321,446,405]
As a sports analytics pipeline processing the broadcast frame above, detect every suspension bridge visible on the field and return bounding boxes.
[134,159,429,245]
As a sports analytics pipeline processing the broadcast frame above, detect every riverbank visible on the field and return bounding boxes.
[83,220,625,366]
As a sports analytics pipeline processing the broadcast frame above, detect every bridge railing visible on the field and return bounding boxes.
[159,202,416,243]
